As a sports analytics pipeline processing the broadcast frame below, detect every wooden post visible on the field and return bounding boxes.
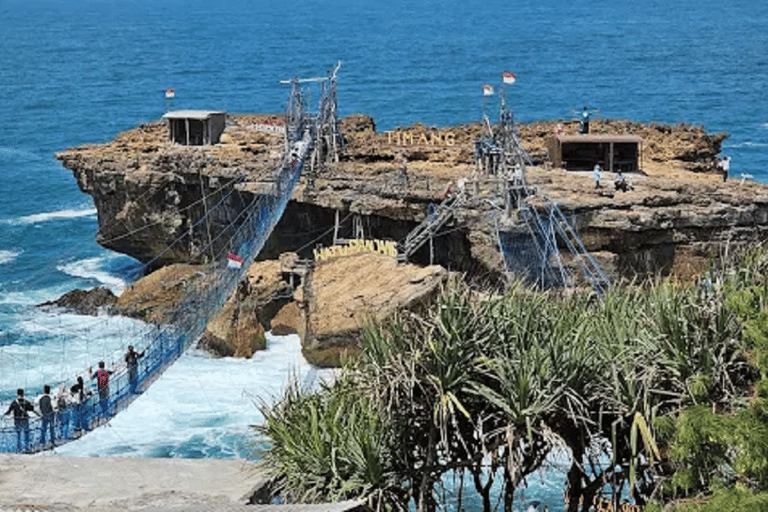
[199,170,215,262]
[333,209,340,245]
[185,119,190,146]
[609,142,615,174]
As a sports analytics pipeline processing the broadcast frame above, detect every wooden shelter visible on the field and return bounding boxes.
[163,110,226,146]
[547,134,642,173]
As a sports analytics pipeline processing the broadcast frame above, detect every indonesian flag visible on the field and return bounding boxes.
[502,71,516,85]
[227,252,243,269]
[482,84,494,97]
[165,88,175,99]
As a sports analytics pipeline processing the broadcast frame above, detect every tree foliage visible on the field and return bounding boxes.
[256,244,768,511]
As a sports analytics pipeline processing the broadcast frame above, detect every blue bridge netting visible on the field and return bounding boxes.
[497,199,609,295]
[1,104,315,454]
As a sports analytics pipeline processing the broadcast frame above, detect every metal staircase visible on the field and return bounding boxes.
[397,190,466,263]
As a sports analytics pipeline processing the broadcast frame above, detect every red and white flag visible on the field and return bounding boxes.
[482,84,494,97]
[227,252,243,269]
[165,88,175,99]
[502,71,516,85]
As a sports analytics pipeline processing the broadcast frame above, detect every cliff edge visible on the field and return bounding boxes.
[56,114,768,360]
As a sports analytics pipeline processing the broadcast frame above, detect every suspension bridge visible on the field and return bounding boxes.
[2,67,609,454]
[1,66,345,454]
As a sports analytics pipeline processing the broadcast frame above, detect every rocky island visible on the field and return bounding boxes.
[55,113,768,363]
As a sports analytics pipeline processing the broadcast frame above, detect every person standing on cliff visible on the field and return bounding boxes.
[4,389,38,452]
[125,345,145,394]
[593,163,602,189]
[720,155,730,182]
[572,105,599,134]
[91,361,113,421]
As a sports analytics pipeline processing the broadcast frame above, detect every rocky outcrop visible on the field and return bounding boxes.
[297,252,450,366]
[55,113,766,359]
[38,287,117,315]
[56,114,740,281]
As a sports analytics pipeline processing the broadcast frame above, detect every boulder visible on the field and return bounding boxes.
[38,287,117,316]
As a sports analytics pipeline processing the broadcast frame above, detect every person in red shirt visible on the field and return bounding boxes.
[91,361,113,421]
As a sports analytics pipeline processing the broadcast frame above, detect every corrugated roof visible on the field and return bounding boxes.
[554,134,642,143]
[163,110,226,120]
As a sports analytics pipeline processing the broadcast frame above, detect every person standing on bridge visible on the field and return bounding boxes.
[56,382,72,440]
[91,362,113,422]
[125,345,146,394]
[71,376,91,433]
[4,389,38,452]
[37,385,56,447]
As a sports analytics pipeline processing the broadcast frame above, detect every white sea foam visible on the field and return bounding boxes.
[0,250,20,265]
[0,146,44,161]
[54,334,333,459]
[722,141,768,149]
[0,311,154,394]
[0,285,74,306]
[9,208,97,225]
[57,257,127,294]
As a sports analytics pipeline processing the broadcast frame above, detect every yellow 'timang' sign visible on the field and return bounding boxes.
[314,239,398,262]
[385,130,457,147]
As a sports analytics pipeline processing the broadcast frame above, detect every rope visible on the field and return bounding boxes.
[1,84,318,454]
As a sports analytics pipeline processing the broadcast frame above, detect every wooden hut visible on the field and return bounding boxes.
[547,134,643,173]
[163,110,226,146]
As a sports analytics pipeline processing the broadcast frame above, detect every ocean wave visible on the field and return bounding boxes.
[57,257,127,293]
[0,146,45,161]
[0,250,20,264]
[722,141,768,149]
[0,286,69,306]
[8,208,97,225]
[1,312,152,397]
[54,334,330,459]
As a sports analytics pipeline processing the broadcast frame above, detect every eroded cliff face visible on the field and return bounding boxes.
[56,114,742,281]
[56,113,766,358]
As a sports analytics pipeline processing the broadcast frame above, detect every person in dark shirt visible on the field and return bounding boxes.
[125,345,145,394]
[4,389,39,452]
[37,384,55,447]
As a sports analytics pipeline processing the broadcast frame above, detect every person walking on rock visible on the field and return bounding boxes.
[720,155,730,182]
[125,345,145,395]
[3,389,39,452]
[37,385,56,447]
[91,361,113,421]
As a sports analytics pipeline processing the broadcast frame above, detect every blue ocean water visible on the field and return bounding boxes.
[1,0,767,508]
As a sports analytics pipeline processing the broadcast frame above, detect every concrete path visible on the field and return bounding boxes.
[0,454,366,511]
[0,454,264,511]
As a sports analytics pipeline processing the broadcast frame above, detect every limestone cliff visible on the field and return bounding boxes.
[56,113,765,359]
